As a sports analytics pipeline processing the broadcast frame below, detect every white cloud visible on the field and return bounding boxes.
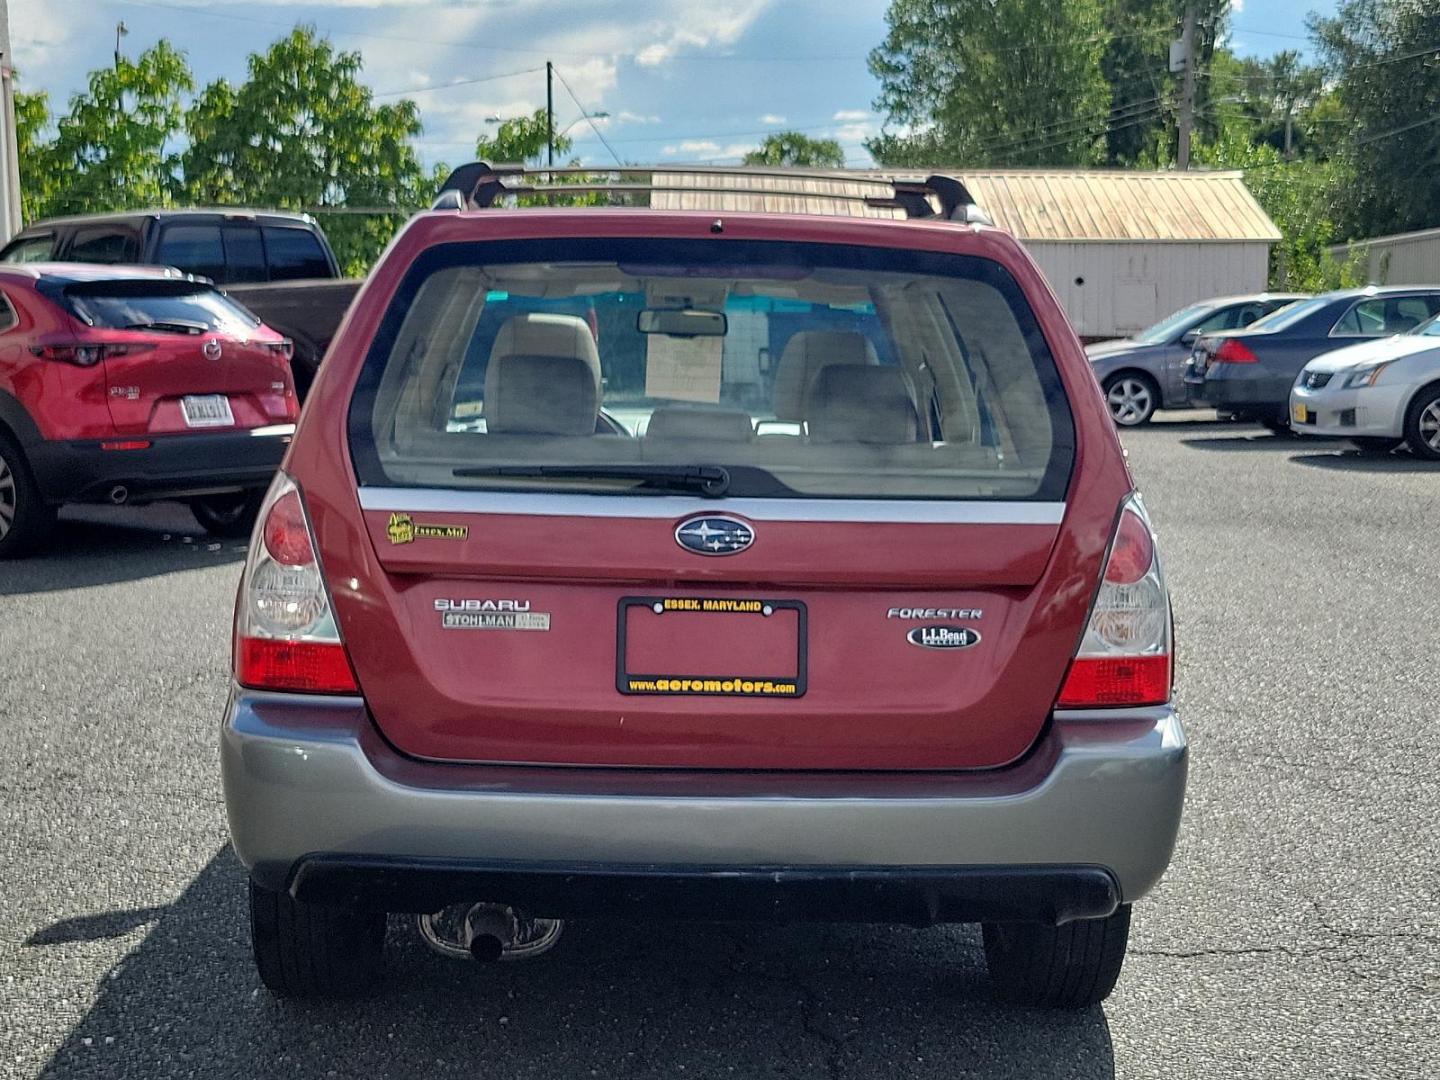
[759,114,786,125]
[630,0,772,67]
[8,0,75,77]
[1229,0,1245,12]
[617,111,662,125]
[832,109,870,122]
[832,120,878,144]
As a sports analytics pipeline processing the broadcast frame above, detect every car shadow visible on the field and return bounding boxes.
[28,848,1116,1080]
[1178,432,1345,452]
[1288,450,1437,473]
[0,505,246,596]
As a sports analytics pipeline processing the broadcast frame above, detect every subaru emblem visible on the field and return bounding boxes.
[203,339,223,360]
[675,515,754,556]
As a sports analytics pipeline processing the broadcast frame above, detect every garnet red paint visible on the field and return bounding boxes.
[286,210,1135,771]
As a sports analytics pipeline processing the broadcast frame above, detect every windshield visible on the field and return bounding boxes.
[54,281,261,333]
[349,238,1074,502]
[1132,302,1211,345]
[1414,314,1440,336]
[1246,295,1332,332]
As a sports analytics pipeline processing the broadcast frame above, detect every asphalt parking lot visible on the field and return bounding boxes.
[1,415,1436,1080]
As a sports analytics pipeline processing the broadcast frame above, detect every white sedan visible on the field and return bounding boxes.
[1290,317,1440,459]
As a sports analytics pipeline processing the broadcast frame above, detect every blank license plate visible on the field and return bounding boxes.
[181,395,234,428]
[1292,403,1311,424]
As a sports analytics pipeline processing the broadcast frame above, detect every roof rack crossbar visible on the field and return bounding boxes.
[432,162,990,224]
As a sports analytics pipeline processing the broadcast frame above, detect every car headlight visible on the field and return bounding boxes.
[1344,361,1394,388]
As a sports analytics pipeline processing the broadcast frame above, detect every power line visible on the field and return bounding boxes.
[552,65,625,167]
[372,67,543,99]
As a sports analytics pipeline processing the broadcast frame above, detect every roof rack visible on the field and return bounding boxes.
[431,163,990,224]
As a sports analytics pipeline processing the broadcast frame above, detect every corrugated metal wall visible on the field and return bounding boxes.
[1347,232,1440,286]
[1026,241,1272,338]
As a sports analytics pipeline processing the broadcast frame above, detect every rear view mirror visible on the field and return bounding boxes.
[637,308,727,337]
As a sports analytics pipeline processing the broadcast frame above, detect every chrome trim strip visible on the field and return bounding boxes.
[247,424,297,438]
[356,488,1066,525]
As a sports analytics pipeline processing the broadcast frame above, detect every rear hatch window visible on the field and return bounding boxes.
[44,279,262,335]
[349,239,1074,502]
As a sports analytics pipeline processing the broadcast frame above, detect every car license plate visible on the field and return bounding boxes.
[1292,403,1310,424]
[181,394,234,428]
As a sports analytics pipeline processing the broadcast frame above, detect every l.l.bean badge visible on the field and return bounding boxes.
[386,512,468,545]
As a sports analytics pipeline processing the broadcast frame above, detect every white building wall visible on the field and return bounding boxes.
[1025,241,1273,339]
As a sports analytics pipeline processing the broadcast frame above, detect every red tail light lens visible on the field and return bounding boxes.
[262,489,315,566]
[1214,339,1258,364]
[29,342,155,366]
[234,473,358,695]
[1056,496,1172,709]
[236,638,357,694]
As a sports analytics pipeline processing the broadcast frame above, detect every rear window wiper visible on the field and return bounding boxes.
[122,319,210,334]
[453,463,731,497]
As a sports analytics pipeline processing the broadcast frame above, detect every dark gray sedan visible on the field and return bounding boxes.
[1186,285,1440,430]
[1086,294,1306,425]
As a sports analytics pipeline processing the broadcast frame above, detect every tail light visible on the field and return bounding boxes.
[29,342,154,366]
[233,473,358,694]
[1056,494,1172,708]
[1213,339,1258,364]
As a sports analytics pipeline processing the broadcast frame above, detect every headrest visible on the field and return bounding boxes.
[646,404,754,442]
[485,314,601,435]
[806,366,920,445]
[772,331,877,421]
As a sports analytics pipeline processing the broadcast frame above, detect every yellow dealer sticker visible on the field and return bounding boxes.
[386,512,468,544]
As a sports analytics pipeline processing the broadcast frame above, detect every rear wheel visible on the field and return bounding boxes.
[0,431,56,559]
[248,881,385,998]
[190,490,264,537]
[1402,383,1440,461]
[982,905,1131,1009]
[1102,373,1158,427]
[1349,436,1402,454]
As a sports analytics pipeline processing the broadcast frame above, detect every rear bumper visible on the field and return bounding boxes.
[27,425,293,504]
[221,690,1187,922]
[1185,368,1288,411]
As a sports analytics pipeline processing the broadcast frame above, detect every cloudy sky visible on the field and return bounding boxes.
[10,0,1337,172]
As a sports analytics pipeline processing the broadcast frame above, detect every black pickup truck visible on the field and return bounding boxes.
[0,209,361,395]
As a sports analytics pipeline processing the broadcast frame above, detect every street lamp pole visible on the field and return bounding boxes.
[0,0,21,240]
[545,61,554,169]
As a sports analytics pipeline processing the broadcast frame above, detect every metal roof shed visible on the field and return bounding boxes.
[650,168,1281,340]
[1329,225,1440,286]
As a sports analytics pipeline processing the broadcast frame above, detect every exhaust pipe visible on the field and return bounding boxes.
[108,485,129,505]
[416,903,564,962]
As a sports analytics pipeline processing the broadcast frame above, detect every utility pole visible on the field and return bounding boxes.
[1177,5,1196,171]
[545,61,554,169]
[114,21,128,70]
[0,0,21,241]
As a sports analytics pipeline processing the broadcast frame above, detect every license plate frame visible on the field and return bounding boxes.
[616,596,807,698]
[181,394,235,429]
[1292,403,1311,424]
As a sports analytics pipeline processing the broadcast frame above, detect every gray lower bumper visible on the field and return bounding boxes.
[221,691,1187,908]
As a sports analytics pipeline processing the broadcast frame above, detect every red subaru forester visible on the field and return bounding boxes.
[222,167,1186,1008]
[0,264,297,555]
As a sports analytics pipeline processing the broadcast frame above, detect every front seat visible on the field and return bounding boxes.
[805,366,920,445]
[484,313,602,435]
[771,331,878,422]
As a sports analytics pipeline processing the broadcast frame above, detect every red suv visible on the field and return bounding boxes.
[0,264,297,555]
[222,167,1186,1008]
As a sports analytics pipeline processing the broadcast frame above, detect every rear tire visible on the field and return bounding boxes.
[1349,437,1402,454]
[1101,373,1159,427]
[190,490,264,538]
[0,431,56,559]
[982,905,1131,1008]
[1402,382,1440,461]
[248,880,385,999]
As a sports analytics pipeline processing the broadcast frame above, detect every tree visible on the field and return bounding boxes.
[475,109,572,166]
[867,0,1112,167]
[182,28,429,274]
[46,42,193,215]
[1097,0,1174,165]
[742,131,845,168]
[1312,0,1440,239]
[14,87,59,223]
[1233,51,1325,158]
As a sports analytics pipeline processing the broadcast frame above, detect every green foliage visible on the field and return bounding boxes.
[47,42,194,215]
[475,109,572,166]
[743,132,845,168]
[1312,0,1440,240]
[867,0,1113,167]
[1098,0,1174,165]
[14,88,58,224]
[181,28,428,274]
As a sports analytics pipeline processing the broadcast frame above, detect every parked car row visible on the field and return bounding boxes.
[1089,286,1440,459]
